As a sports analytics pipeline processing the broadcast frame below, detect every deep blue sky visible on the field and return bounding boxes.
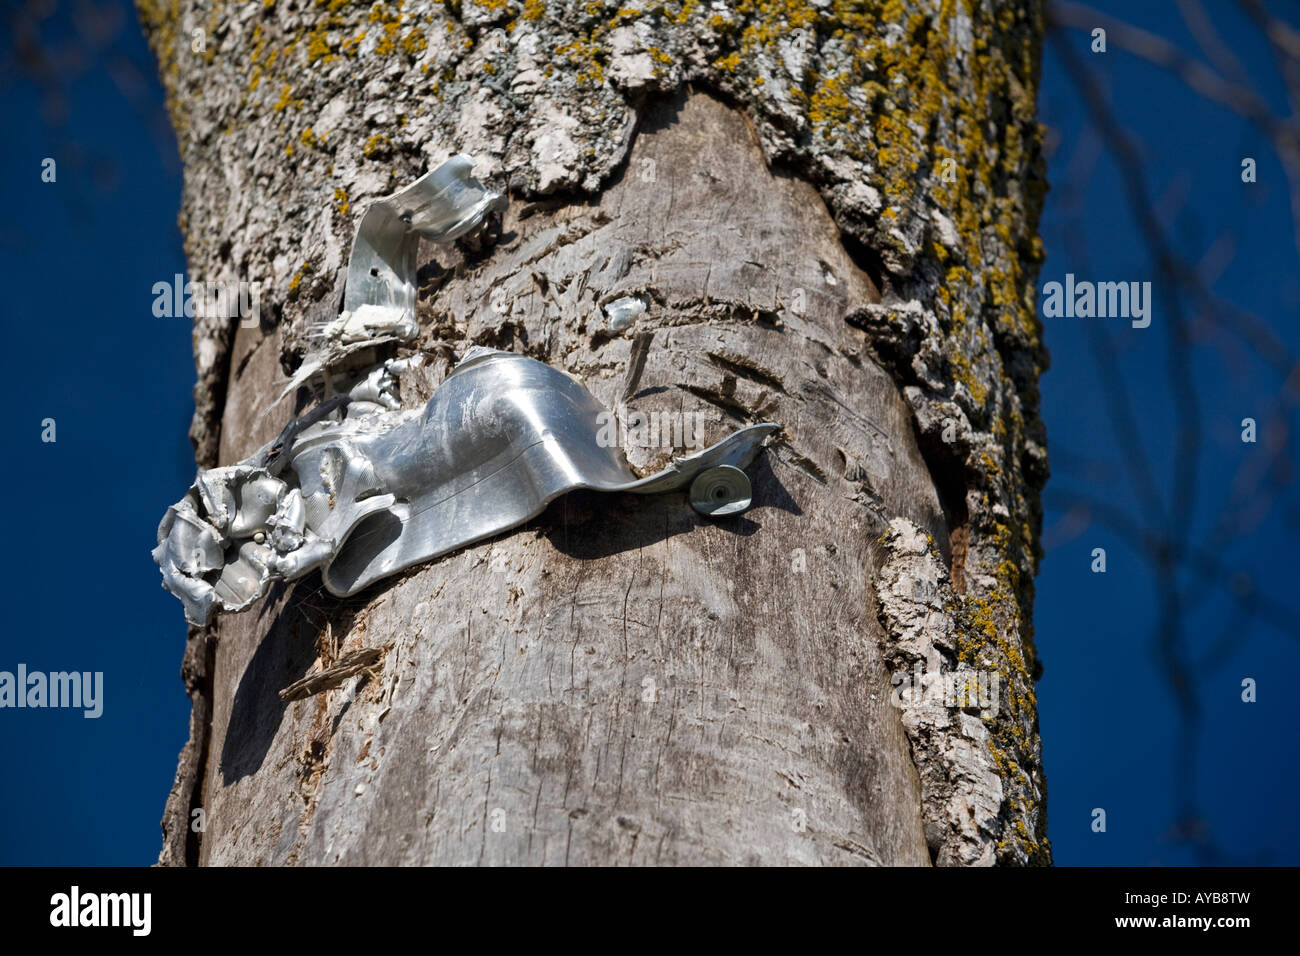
[0,1,194,864]
[1036,3,1299,865]
[0,1,1295,865]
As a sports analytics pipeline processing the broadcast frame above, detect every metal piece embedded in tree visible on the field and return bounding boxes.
[603,294,647,332]
[276,154,508,403]
[154,347,777,625]
[688,464,754,517]
[339,153,506,336]
[153,154,779,626]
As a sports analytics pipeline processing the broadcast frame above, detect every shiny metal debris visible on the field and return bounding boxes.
[689,465,754,517]
[156,348,778,625]
[155,155,779,625]
[341,154,505,334]
[277,155,506,403]
[604,295,647,332]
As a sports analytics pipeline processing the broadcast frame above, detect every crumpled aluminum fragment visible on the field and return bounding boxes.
[346,354,422,410]
[277,155,506,404]
[155,348,778,625]
[341,153,505,331]
[604,295,646,332]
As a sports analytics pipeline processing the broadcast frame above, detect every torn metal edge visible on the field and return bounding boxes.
[276,154,507,405]
[155,155,779,627]
[156,348,778,626]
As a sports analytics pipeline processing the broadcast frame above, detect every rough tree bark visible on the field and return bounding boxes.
[141,0,1051,866]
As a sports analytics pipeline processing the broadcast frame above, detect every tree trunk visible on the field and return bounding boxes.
[142,0,1051,866]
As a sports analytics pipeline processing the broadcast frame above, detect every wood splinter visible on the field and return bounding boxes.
[279,646,385,702]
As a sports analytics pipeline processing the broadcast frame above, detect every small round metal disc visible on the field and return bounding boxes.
[689,465,753,517]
